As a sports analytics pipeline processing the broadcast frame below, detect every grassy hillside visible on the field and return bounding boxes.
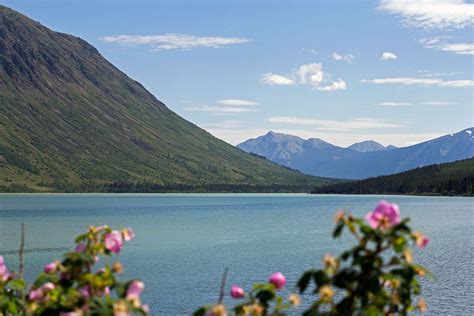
[311,158,474,196]
[0,6,334,192]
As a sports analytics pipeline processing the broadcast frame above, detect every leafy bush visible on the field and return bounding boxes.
[0,226,149,315]
[195,200,430,315]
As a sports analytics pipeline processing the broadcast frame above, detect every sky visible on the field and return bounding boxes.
[4,0,473,147]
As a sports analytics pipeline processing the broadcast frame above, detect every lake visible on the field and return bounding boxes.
[0,194,472,315]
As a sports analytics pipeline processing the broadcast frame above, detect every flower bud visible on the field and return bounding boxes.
[268,272,286,289]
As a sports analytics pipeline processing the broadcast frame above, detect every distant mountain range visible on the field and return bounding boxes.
[311,158,474,196]
[237,129,474,179]
[0,6,331,192]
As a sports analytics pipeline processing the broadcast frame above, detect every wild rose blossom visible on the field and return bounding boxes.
[365,200,400,230]
[413,231,429,249]
[104,231,124,253]
[269,272,286,289]
[44,261,58,273]
[79,286,91,299]
[126,280,144,299]
[29,282,55,301]
[230,285,245,298]
[0,256,11,281]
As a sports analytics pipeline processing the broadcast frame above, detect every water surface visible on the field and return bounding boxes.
[0,194,472,314]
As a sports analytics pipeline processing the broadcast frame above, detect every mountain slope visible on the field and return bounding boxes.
[0,6,332,192]
[237,129,474,179]
[348,140,392,152]
[311,158,474,196]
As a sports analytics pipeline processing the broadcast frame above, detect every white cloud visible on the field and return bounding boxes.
[378,0,474,29]
[267,117,402,131]
[418,71,464,77]
[184,106,259,114]
[100,33,252,51]
[216,99,260,106]
[380,52,397,60]
[317,79,348,92]
[377,101,457,106]
[420,37,474,55]
[377,102,412,106]
[421,101,458,105]
[262,63,347,92]
[261,73,296,86]
[201,120,245,129]
[296,63,325,86]
[361,77,474,87]
[332,52,354,63]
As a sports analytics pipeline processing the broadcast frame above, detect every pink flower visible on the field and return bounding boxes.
[126,280,144,299]
[79,286,90,299]
[230,285,245,298]
[75,243,86,253]
[29,289,43,301]
[269,272,286,289]
[0,256,11,281]
[413,232,429,249]
[44,262,58,273]
[42,282,55,292]
[365,200,400,230]
[59,312,80,316]
[417,236,429,249]
[104,231,124,254]
[104,286,111,296]
[122,228,135,242]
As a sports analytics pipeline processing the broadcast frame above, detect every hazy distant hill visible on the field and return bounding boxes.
[311,158,474,196]
[238,129,474,179]
[348,140,395,152]
[0,6,332,192]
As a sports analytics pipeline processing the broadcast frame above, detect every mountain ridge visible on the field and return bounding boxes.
[238,128,474,179]
[0,5,332,192]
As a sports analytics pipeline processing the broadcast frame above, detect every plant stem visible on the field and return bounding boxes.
[19,223,25,280]
[218,267,229,304]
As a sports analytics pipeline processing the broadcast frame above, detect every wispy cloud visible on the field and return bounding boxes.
[216,99,260,106]
[332,52,354,63]
[378,0,474,29]
[418,71,464,77]
[184,99,261,114]
[376,102,412,106]
[261,63,347,92]
[380,52,397,60]
[100,33,252,51]
[201,120,245,129]
[267,117,402,131]
[261,73,296,86]
[377,101,457,106]
[421,101,458,106]
[361,77,474,87]
[184,106,259,114]
[420,37,474,55]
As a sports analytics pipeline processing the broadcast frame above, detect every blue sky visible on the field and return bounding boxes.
[5,0,473,146]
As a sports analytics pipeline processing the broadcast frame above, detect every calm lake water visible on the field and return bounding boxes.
[0,194,473,315]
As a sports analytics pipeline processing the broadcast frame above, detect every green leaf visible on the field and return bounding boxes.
[333,223,344,238]
[193,307,207,316]
[298,270,314,292]
[8,279,26,290]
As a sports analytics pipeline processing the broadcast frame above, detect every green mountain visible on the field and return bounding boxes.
[0,6,333,193]
[311,158,474,196]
